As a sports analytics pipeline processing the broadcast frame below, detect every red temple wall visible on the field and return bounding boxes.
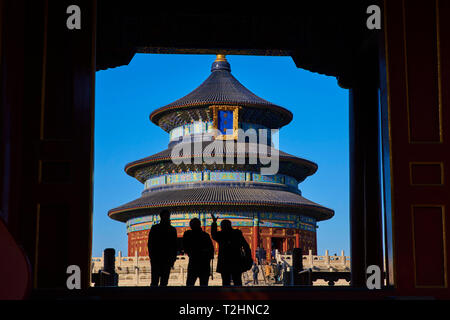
[128,226,317,259]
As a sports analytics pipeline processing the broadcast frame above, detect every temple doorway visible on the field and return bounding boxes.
[176,237,184,255]
[93,53,350,287]
[271,237,285,254]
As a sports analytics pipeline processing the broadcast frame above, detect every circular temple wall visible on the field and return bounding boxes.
[126,212,317,260]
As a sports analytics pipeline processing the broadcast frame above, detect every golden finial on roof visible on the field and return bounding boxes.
[215,54,227,62]
[211,54,231,72]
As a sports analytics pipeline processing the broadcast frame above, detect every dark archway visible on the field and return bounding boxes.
[2,0,449,299]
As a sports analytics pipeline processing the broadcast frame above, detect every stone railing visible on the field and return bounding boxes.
[91,250,351,287]
[92,254,235,286]
[277,250,350,272]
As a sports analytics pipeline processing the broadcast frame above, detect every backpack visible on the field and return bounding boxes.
[240,246,254,272]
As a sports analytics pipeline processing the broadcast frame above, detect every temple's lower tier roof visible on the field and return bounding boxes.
[108,187,334,223]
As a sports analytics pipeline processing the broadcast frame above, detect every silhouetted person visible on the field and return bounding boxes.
[210,213,252,286]
[280,257,289,285]
[182,218,214,286]
[147,210,177,286]
[252,263,259,285]
[256,247,265,264]
[276,262,283,283]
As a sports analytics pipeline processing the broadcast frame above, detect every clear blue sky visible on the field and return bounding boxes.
[93,54,349,257]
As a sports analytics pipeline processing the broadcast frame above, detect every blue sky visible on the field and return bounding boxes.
[93,53,349,258]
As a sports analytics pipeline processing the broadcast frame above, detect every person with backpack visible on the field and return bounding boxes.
[210,213,252,286]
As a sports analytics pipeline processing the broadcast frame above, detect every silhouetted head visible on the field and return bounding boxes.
[220,219,232,232]
[159,210,170,224]
[189,218,201,231]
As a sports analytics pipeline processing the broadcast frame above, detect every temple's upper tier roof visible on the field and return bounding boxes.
[150,55,293,131]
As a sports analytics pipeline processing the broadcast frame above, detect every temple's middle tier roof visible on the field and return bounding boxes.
[125,141,318,183]
[150,56,293,132]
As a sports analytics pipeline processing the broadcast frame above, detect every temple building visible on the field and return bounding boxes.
[108,55,334,261]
